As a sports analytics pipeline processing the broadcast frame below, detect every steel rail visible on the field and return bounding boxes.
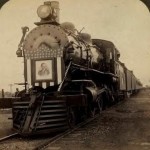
[33,113,101,150]
[0,133,19,143]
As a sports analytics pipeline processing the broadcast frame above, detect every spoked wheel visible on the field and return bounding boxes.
[68,107,76,128]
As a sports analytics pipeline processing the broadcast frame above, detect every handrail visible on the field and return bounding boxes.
[34,95,45,130]
[57,61,72,92]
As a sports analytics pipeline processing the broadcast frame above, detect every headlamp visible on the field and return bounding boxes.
[37,5,52,19]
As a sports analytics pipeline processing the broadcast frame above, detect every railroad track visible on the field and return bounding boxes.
[34,100,126,150]
[0,101,125,150]
[0,133,19,143]
[33,113,101,150]
[0,115,100,150]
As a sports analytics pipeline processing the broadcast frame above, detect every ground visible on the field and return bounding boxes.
[0,109,13,139]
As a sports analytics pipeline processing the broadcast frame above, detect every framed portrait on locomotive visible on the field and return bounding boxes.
[34,59,54,81]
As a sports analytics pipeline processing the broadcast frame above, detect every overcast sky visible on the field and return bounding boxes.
[0,0,150,91]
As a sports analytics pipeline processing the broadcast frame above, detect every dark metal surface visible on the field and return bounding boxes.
[13,95,68,135]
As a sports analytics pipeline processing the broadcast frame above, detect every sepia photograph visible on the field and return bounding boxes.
[35,60,53,81]
[0,0,150,149]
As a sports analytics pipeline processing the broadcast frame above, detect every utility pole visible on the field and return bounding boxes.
[9,84,13,96]
[2,89,4,98]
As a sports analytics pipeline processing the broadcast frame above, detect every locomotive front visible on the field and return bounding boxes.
[13,1,105,135]
[24,2,68,89]
[13,1,70,135]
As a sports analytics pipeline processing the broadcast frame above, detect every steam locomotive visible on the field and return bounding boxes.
[13,1,142,135]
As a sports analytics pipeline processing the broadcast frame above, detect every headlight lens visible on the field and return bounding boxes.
[37,5,52,19]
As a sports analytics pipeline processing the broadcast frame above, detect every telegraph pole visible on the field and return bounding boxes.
[9,84,13,96]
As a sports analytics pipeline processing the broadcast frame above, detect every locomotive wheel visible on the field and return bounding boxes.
[89,95,103,117]
[89,103,97,118]
[91,108,96,117]
[68,107,76,128]
[97,95,103,114]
